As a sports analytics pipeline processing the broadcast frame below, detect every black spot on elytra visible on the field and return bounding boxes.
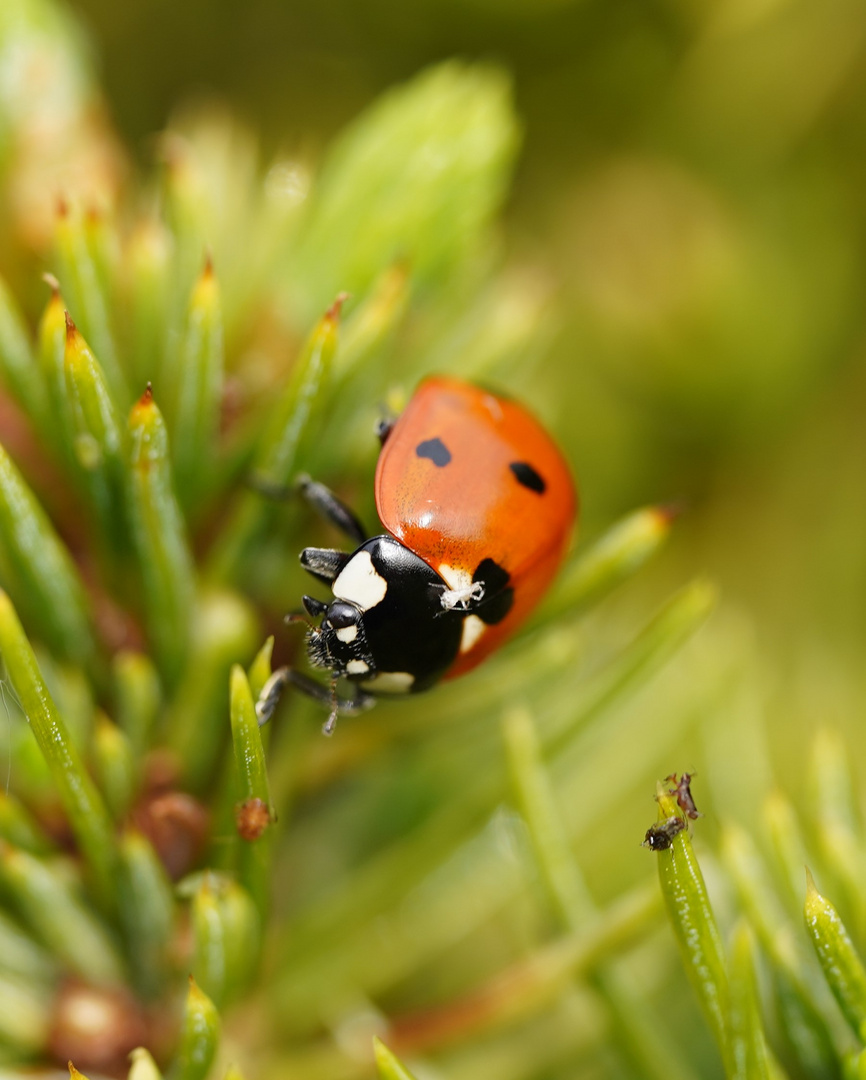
[510,461,546,494]
[473,558,514,625]
[473,558,509,593]
[416,437,452,467]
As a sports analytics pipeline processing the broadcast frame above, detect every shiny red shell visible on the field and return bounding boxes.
[374,376,577,677]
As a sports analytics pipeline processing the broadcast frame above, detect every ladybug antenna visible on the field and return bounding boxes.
[285,612,315,631]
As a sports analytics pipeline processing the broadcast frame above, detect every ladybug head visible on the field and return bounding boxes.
[305,598,375,680]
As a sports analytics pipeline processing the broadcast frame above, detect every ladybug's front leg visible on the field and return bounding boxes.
[255,666,374,734]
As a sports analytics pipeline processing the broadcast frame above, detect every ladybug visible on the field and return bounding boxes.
[256,376,577,734]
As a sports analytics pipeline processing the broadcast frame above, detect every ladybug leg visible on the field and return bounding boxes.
[247,472,367,547]
[297,475,368,546]
[300,547,351,584]
[375,416,395,445]
[320,680,378,737]
[245,473,296,500]
[255,667,292,725]
[322,682,340,737]
[322,681,375,736]
[255,667,374,731]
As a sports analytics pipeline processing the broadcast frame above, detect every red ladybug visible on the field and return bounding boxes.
[257,376,577,733]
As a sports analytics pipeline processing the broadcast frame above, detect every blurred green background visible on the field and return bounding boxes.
[2,0,866,1074]
[65,0,866,769]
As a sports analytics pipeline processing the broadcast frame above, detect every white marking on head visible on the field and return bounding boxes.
[335,624,358,644]
[459,615,486,654]
[346,659,370,675]
[333,551,388,611]
[364,671,415,694]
